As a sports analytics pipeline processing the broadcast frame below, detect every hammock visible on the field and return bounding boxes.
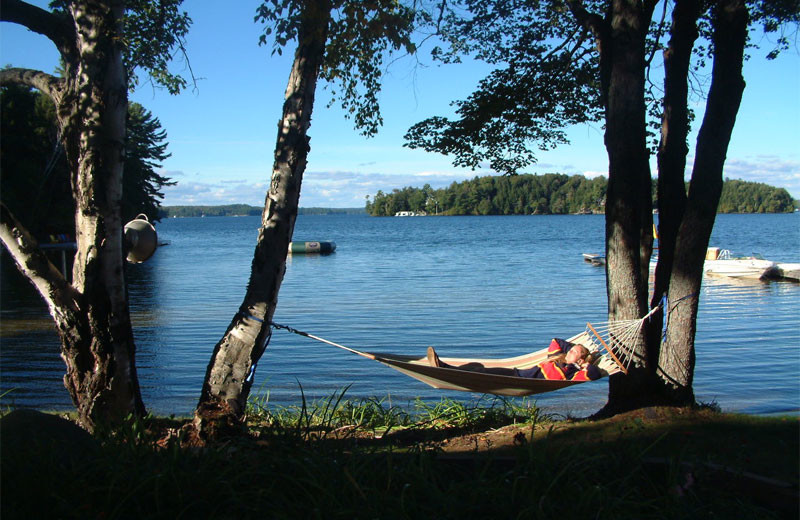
[270,315,652,397]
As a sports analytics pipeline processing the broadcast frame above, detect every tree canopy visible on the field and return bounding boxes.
[122,103,176,223]
[255,0,416,137]
[405,0,799,174]
[0,84,174,236]
[0,83,71,237]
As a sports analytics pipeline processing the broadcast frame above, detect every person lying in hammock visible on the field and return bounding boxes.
[426,338,601,381]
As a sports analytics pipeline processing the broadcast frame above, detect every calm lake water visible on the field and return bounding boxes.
[1,213,799,417]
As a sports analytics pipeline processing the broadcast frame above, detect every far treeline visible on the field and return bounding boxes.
[365,174,797,216]
[160,205,365,218]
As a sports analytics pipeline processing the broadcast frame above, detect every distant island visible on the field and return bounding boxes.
[160,205,366,218]
[159,176,796,219]
[366,174,798,216]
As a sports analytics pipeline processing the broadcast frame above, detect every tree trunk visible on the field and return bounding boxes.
[596,2,658,414]
[66,0,144,429]
[652,0,700,302]
[0,0,144,432]
[192,1,332,440]
[648,0,700,373]
[657,0,748,402]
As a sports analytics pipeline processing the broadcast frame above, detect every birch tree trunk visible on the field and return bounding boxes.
[0,0,144,431]
[192,1,332,439]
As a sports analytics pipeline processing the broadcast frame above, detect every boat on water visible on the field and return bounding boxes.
[703,248,780,280]
[582,253,605,266]
[583,248,787,281]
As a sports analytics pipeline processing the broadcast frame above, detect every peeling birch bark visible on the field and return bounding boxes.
[193,1,332,438]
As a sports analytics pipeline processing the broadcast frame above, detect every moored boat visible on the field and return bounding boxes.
[703,248,780,280]
[584,247,791,282]
[582,253,605,266]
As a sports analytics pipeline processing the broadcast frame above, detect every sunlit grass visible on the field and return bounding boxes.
[246,385,547,444]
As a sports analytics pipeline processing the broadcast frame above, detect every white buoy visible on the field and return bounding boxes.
[124,214,158,263]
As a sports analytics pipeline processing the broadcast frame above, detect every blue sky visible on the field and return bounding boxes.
[2,2,799,207]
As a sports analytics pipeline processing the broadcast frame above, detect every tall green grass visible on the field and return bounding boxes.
[246,385,544,443]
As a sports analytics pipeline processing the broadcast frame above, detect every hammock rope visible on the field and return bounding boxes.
[271,321,378,360]
[581,292,697,374]
[272,319,642,372]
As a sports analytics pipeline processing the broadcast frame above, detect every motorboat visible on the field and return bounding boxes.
[585,247,788,281]
[582,253,605,266]
[703,248,780,280]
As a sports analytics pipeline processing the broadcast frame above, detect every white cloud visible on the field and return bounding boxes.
[161,180,268,206]
[411,170,482,178]
[528,160,605,177]
[265,169,479,207]
[160,153,800,209]
[723,156,800,194]
[686,155,800,198]
[581,170,608,179]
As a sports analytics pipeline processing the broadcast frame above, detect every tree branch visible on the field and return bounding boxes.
[544,24,581,61]
[0,67,66,103]
[647,0,670,69]
[565,0,605,39]
[0,203,81,322]
[0,0,75,55]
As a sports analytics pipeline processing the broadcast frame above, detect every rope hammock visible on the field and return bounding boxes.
[269,301,667,397]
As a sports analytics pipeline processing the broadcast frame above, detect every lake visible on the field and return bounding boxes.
[1,213,799,418]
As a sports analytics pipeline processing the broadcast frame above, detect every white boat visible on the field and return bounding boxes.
[584,247,789,281]
[582,253,605,266]
[703,248,780,280]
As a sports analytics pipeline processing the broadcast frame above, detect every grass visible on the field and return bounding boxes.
[1,391,797,519]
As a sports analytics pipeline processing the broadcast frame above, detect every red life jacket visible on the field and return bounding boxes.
[548,338,571,355]
[568,367,595,381]
[541,338,595,381]
[538,360,568,380]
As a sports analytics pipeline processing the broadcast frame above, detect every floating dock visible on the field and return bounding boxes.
[289,241,336,254]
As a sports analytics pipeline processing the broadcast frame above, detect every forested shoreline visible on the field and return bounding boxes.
[158,175,797,219]
[366,174,797,216]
